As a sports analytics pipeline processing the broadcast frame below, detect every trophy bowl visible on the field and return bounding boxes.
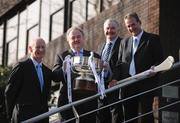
[71,56,102,93]
[71,56,102,74]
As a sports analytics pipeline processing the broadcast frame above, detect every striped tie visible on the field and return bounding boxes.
[103,42,112,62]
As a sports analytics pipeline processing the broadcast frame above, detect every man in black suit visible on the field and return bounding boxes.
[53,26,100,123]
[97,18,123,123]
[111,12,164,123]
[5,37,53,123]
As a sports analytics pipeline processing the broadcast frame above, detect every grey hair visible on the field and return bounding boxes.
[103,18,120,28]
[66,26,84,39]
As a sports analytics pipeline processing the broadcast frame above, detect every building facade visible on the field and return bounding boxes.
[0,0,119,66]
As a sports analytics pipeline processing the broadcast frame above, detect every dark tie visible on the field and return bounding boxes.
[36,64,44,91]
[103,42,112,62]
[129,38,138,76]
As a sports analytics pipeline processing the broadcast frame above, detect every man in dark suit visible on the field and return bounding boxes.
[97,18,123,123]
[5,37,53,123]
[111,12,164,123]
[53,27,100,123]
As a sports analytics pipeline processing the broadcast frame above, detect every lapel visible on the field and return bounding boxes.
[135,32,147,55]
[41,64,47,92]
[28,59,42,92]
[68,49,76,57]
[109,37,121,59]
[129,37,133,56]
[100,43,106,57]
[82,49,90,56]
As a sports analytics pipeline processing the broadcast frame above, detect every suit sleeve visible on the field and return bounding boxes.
[4,63,23,121]
[52,54,65,82]
[112,39,124,81]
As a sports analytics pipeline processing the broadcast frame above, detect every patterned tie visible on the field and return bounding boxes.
[129,38,138,76]
[36,64,44,91]
[103,42,112,62]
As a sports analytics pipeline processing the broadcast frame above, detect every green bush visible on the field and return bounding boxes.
[0,65,11,123]
[0,66,11,87]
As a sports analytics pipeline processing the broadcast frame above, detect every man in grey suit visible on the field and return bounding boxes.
[97,18,123,123]
[111,12,164,123]
[5,38,53,123]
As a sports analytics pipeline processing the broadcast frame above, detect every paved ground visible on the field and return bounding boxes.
[49,90,61,123]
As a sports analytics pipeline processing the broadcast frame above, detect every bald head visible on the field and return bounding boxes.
[28,37,46,63]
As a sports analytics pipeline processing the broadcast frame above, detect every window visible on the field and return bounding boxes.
[27,24,39,49]
[50,8,64,40]
[49,0,64,41]
[72,0,86,26]
[7,39,17,65]
[40,0,51,43]
[0,24,3,65]
[27,1,40,29]
[50,0,64,14]
[87,0,99,20]
[6,15,18,42]
[6,15,18,65]
[18,10,27,59]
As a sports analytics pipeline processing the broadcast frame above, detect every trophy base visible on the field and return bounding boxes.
[73,78,97,93]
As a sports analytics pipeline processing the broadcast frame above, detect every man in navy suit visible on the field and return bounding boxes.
[5,37,53,123]
[111,12,164,123]
[53,26,100,123]
[97,18,123,123]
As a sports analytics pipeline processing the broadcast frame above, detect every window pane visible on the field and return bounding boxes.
[0,24,3,65]
[18,10,27,59]
[8,39,17,65]
[51,9,64,40]
[27,0,40,29]
[6,15,18,42]
[0,46,2,65]
[41,0,50,43]
[50,0,64,14]
[0,24,3,47]
[28,25,39,46]
[72,0,86,26]
[87,0,98,20]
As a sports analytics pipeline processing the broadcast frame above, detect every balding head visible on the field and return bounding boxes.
[28,37,46,63]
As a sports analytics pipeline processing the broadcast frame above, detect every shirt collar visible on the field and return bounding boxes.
[133,30,144,41]
[30,57,42,67]
[106,36,118,45]
[71,48,84,55]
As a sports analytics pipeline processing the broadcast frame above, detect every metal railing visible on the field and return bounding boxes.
[22,62,180,123]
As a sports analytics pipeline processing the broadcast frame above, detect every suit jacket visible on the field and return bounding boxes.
[113,31,163,94]
[5,58,53,123]
[52,49,100,106]
[98,37,122,85]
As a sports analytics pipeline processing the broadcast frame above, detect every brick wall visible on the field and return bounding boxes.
[44,0,160,68]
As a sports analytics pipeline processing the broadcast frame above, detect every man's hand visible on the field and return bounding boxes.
[62,61,67,72]
[103,62,110,71]
[108,79,118,88]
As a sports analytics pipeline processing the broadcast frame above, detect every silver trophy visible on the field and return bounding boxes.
[71,55,102,93]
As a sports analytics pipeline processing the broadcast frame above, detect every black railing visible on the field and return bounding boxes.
[22,62,180,123]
